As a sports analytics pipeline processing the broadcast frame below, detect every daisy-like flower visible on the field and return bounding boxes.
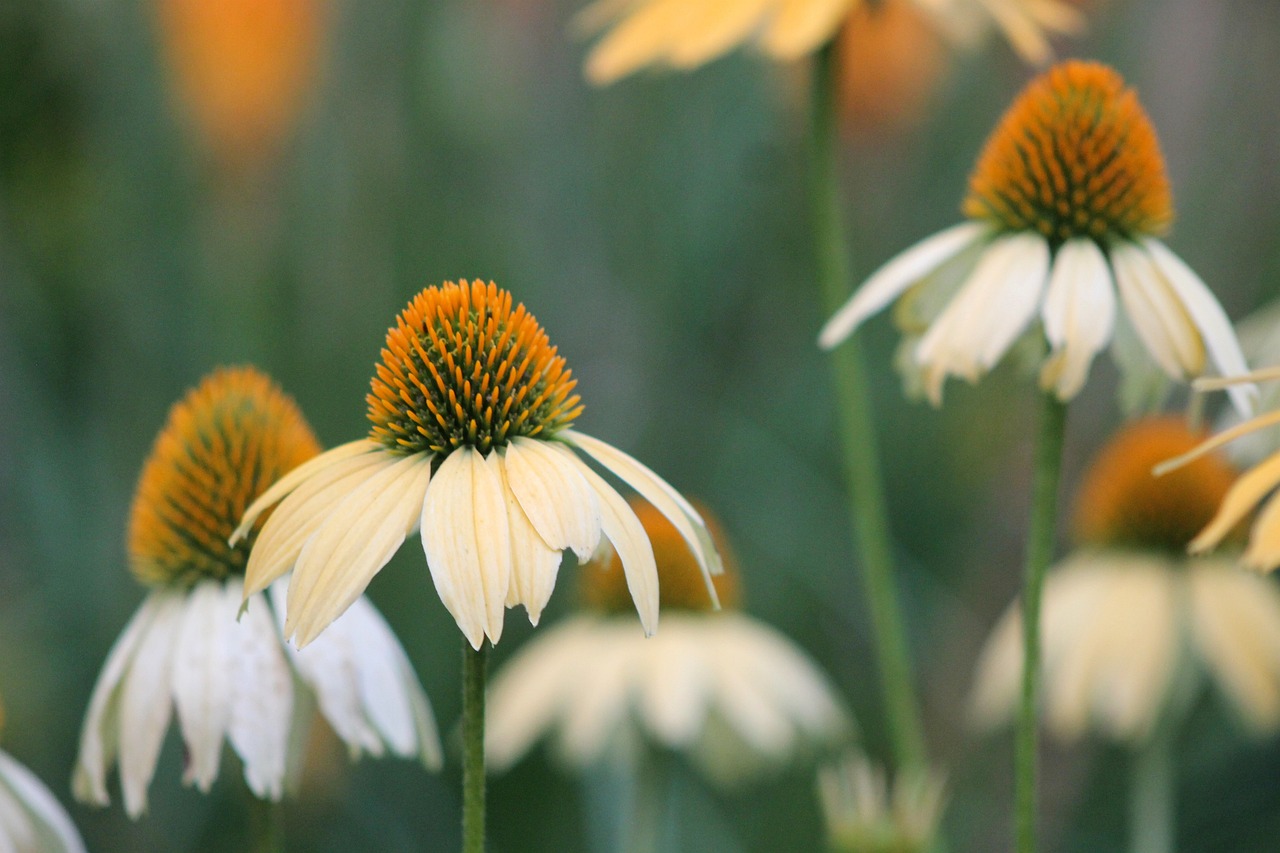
[576,0,1082,84]
[819,61,1253,414]
[817,753,946,853]
[74,368,440,819]
[486,500,851,786]
[970,417,1280,741]
[234,280,721,651]
[0,700,87,853]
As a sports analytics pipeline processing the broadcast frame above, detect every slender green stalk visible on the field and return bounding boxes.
[1130,724,1176,853]
[623,749,668,853]
[1014,394,1068,853]
[810,40,927,771]
[462,641,489,853]
[249,796,284,853]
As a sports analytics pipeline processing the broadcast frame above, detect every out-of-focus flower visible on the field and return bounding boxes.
[154,0,324,170]
[485,500,851,786]
[235,280,722,651]
[0,698,87,853]
[971,418,1280,742]
[817,753,946,853]
[576,0,1081,85]
[74,368,440,819]
[820,61,1253,413]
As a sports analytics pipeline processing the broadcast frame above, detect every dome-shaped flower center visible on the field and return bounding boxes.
[1073,416,1236,553]
[963,60,1173,246]
[128,367,321,587]
[367,280,583,457]
[582,498,739,614]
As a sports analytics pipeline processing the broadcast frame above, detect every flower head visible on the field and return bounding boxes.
[820,61,1253,412]
[486,499,851,785]
[75,368,440,819]
[970,418,1280,741]
[235,280,722,650]
[577,0,1082,85]
[818,754,946,853]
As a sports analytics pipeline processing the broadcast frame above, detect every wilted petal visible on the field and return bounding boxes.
[172,580,232,793]
[1039,238,1116,400]
[225,589,292,801]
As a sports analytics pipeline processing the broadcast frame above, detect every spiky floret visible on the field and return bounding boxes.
[583,498,739,614]
[367,280,583,457]
[964,60,1173,247]
[128,367,321,587]
[1074,417,1236,553]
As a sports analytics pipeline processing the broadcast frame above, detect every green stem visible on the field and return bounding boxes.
[810,40,927,772]
[249,797,284,853]
[1130,723,1176,853]
[623,749,668,853]
[1014,394,1068,853]
[462,640,488,853]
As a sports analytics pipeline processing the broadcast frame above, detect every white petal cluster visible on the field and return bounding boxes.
[817,754,946,853]
[969,552,1280,742]
[0,750,86,853]
[820,226,1254,413]
[486,613,851,786]
[74,578,440,819]
[236,432,721,651]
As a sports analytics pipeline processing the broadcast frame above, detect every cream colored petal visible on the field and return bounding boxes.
[0,751,87,853]
[119,590,186,819]
[1190,450,1280,557]
[1189,564,1280,730]
[421,449,512,649]
[710,653,794,758]
[557,631,640,766]
[171,580,231,793]
[1111,242,1205,380]
[668,0,774,69]
[73,593,166,806]
[286,452,433,649]
[567,454,660,634]
[1039,238,1116,401]
[972,0,1054,63]
[583,0,689,85]
[495,455,562,625]
[1143,238,1256,416]
[637,625,711,747]
[818,222,990,350]
[0,777,34,853]
[761,0,854,60]
[504,438,602,562]
[243,451,393,599]
[563,430,722,585]
[915,233,1049,404]
[231,440,380,545]
[1245,491,1280,572]
[225,589,292,801]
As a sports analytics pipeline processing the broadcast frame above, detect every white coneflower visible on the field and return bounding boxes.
[0,698,87,853]
[820,61,1253,415]
[73,367,440,819]
[817,753,946,853]
[233,280,722,651]
[486,500,850,786]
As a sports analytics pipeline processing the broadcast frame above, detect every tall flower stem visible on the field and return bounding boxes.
[249,796,284,853]
[1129,721,1176,853]
[462,641,488,853]
[1014,394,1068,853]
[809,40,927,772]
[623,749,669,853]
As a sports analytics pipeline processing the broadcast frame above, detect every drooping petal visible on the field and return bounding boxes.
[0,751,87,853]
[73,593,167,806]
[421,448,512,649]
[818,222,989,350]
[285,452,433,649]
[1245,491,1280,572]
[668,0,773,69]
[243,451,393,599]
[1039,238,1116,400]
[583,0,687,85]
[225,588,292,801]
[230,440,380,544]
[1189,450,1280,560]
[636,624,710,747]
[557,633,639,766]
[915,232,1049,404]
[1142,238,1256,416]
[119,591,186,819]
[504,438,602,562]
[171,580,232,793]
[1111,241,1205,380]
[761,0,854,59]
[495,454,563,625]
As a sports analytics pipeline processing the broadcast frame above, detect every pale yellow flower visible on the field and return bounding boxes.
[0,701,86,853]
[820,62,1253,413]
[818,754,946,853]
[235,281,722,650]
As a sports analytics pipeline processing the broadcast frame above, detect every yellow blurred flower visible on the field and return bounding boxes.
[818,753,946,853]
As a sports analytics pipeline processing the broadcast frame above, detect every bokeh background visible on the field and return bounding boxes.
[3,0,1280,849]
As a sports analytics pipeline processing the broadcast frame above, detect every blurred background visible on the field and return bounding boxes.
[2,0,1280,849]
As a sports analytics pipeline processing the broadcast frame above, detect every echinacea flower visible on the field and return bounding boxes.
[74,368,440,819]
[970,418,1280,741]
[0,700,87,853]
[820,61,1253,414]
[576,0,1082,84]
[486,500,850,785]
[817,753,946,853]
[234,280,721,651]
